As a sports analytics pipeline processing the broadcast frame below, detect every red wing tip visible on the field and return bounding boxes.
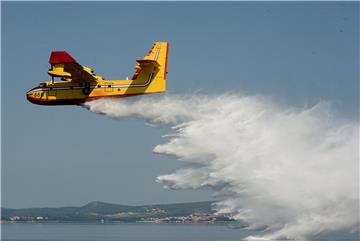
[49,51,77,64]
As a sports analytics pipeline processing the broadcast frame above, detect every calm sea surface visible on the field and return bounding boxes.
[1,222,255,241]
[2,222,359,241]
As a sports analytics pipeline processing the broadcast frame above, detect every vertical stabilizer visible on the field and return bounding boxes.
[131,42,169,93]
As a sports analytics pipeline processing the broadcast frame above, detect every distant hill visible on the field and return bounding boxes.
[1,201,232,223]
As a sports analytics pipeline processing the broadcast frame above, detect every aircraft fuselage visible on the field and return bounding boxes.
[26,42,169,105]
[26,78,162,105]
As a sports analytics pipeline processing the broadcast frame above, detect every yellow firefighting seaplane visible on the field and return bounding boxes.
[26,42,169,105]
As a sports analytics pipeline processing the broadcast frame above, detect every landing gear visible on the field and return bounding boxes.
[83,82,91,95]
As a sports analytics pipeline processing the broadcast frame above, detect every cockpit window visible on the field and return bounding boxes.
[39,83,47,88]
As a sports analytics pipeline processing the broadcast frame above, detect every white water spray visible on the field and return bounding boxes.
[85,94,359,240]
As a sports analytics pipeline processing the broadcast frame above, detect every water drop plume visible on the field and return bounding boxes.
[85,93,359,240]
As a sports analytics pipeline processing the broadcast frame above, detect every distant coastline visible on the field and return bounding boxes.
[2,201,234,224]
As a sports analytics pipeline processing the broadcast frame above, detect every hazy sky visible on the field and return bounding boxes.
[2,2,358,208]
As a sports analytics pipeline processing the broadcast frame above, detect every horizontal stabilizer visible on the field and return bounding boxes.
[136,59,160,68]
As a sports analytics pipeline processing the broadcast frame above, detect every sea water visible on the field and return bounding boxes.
[2,222,359,241]
[2,222,255,241]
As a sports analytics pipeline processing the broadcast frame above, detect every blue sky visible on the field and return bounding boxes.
[2,2,358,208]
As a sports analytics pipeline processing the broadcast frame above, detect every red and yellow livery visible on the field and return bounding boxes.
[27,42,169,105]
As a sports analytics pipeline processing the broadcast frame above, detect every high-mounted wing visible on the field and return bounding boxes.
[48,51,96,82]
